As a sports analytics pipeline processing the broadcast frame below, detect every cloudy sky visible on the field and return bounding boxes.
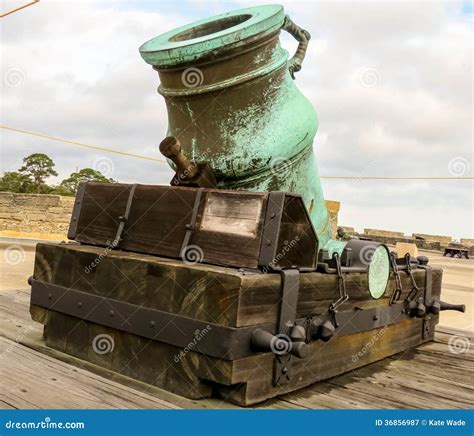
[1,0,472,239]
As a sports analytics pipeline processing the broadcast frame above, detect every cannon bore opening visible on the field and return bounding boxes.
[169,14,252,42]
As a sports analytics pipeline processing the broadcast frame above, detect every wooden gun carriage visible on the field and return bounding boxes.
[28,182,465,406]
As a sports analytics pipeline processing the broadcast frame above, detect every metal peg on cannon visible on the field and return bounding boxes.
[159,136,217,188]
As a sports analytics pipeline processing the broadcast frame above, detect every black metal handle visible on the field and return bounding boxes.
[310,318,335,342]
[250,329,307,358]
[407,300,426,318]
[429,299,466,315]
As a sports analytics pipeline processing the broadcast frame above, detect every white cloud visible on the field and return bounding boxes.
[0,0,472,238]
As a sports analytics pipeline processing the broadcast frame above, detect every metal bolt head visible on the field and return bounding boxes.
[149,321,156,328]
[109,310,115,317]
[77,302,82,308]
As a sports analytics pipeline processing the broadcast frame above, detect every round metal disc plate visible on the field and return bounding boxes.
[368,245,390,299]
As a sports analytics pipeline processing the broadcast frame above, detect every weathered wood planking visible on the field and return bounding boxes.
[0,336,178,409]
[30,242,443,405]
[70,183,318,269]
[33,242,441,327]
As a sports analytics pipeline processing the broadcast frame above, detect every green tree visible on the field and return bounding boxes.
[19,153,58,194]
[0,171,33,193]
[59,168,115,195]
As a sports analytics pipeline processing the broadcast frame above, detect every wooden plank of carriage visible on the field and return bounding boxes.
[0,288,472,409]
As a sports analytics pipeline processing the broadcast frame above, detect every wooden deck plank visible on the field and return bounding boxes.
[416,341,474,361]
[0,336,179,409]
[277,381,410,409]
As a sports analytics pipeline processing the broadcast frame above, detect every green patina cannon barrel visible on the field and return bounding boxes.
[139,4,391,297]
[139,4,332,247]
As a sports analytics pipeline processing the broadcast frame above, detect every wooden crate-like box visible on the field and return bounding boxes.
[68,183,319,270]
[30,242,442,406]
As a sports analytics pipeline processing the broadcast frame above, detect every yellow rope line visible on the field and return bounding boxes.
[0,0,39,18]
[320,176,473,180]
[1,124,472,180]
[0,125,166,163]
